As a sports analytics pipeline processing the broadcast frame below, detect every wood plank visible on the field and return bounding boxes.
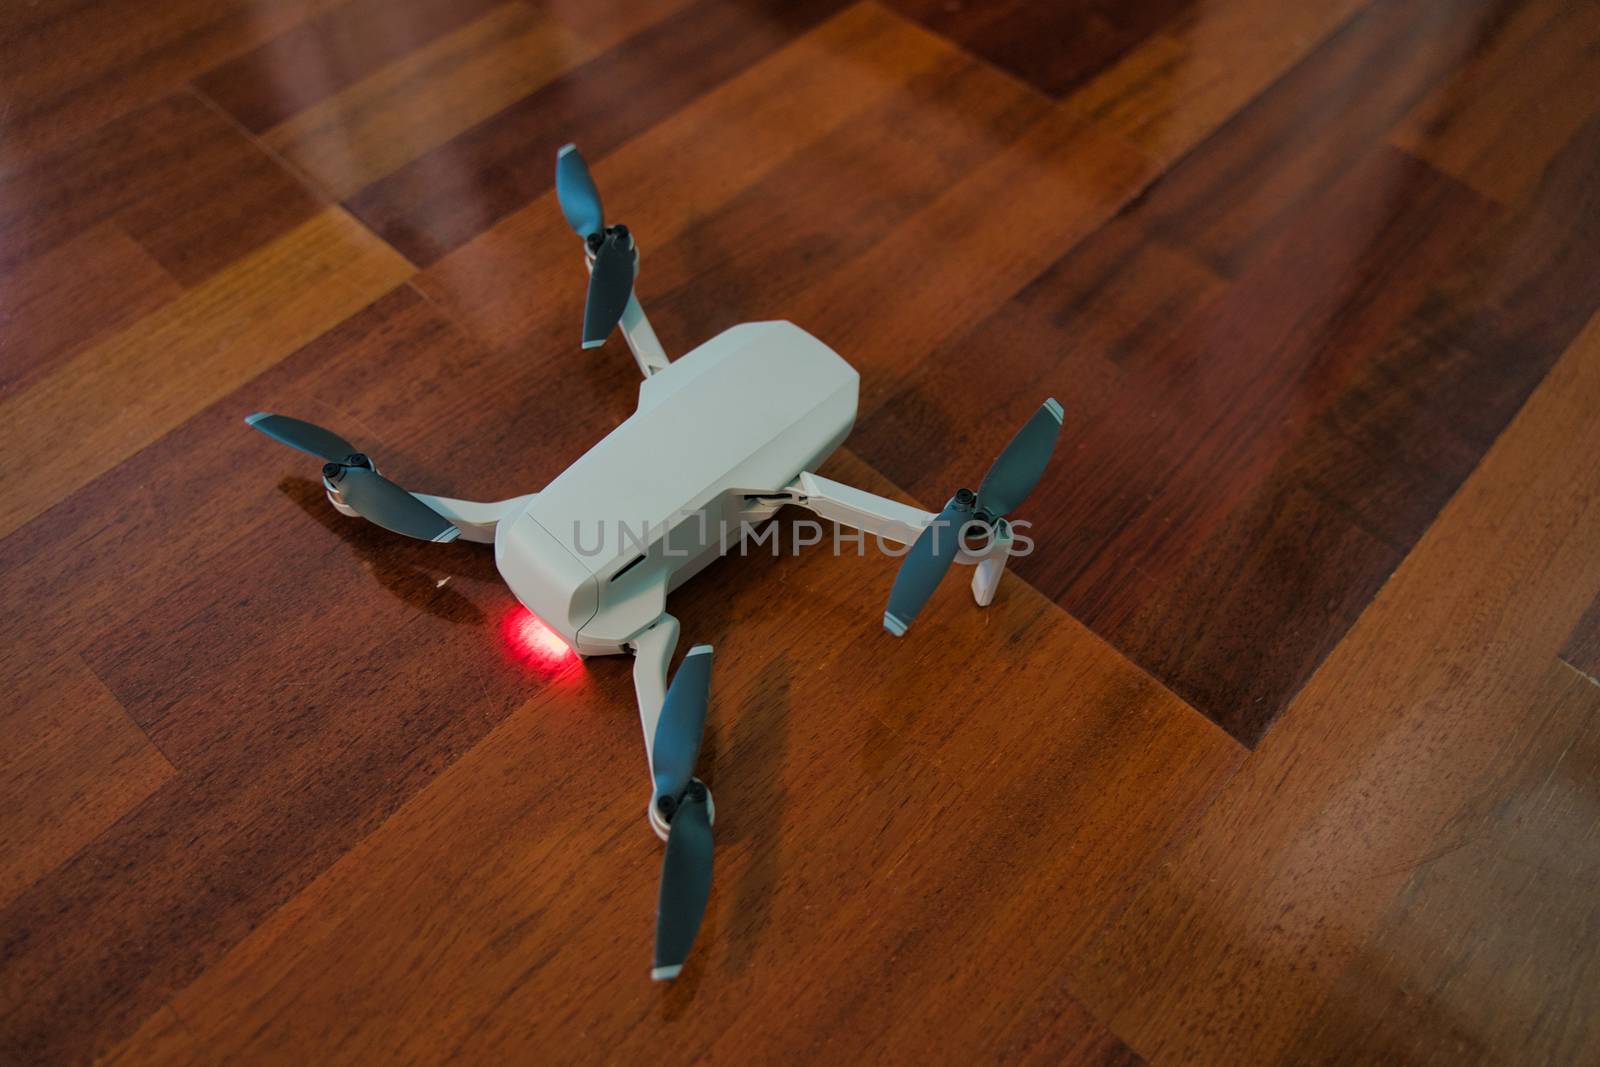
[853,145,1500,744]
[0,224,181,397]
[102,450,1235,1065]
[0,208,412,541]
[0,654,174,913]
[194,0,509,132]
[0,90,326,287]
[415,1,1000,354]
[855,0,1600,745]
[1285,658,1600,1066]
[197,0,686,134]
[1124,0,1515,274]
[885,0,1192,99]
[4,0,1598,1060]
[98,1009,205,1067]
[0,286,591,1065]
[261,4,595,200]
[1391,0,1600,206]
[344,0,850,265]
[1562,594,1600,684]
[1066,0,1367,168]
[553,57,1052,354]
[1069,305,1600,1063]
[784,105,1154,413]
[0,279,600,706]
[0,0,342,168]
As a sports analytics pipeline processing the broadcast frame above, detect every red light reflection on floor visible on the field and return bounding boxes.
[502,607,578,674]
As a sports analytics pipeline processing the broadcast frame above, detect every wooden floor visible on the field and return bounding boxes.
[3,0,1599,1062]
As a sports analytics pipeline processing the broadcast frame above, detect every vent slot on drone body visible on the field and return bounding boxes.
[611,553,647,582]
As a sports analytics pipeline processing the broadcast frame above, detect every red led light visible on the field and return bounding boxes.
[503,607,577,673]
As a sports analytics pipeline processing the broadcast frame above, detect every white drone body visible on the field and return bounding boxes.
[335,316,1014,824]
[260,143,1057,982]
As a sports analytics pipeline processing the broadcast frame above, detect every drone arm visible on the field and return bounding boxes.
[585,240,669,378]
[619,293,670,377]
[784,472,931,544]
[780,472,1012,603]
[630,613,680,769]
[630,614,680,842]
[324,484,532,544]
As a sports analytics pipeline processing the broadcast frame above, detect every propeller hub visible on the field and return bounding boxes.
[648,779,714,841]
[322,453,374,481]
[654,778,709,825]
[882,399,1063,637]
[960,521,995,553]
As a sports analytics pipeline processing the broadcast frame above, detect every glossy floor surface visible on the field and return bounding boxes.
[3,0,1600,1063]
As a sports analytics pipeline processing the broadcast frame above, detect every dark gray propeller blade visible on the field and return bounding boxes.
[556,144,635,349]
[331,466,460,543]
[882,398,1064,636]
[245,412,355,463]
[555,143,603,237]
[649,645,714,980]
[653,783,712,981]
[582,230,635,349]
[976,398,1065,517]
[884,494,975,637]
[245,412,460,544]
[652,646,713,813]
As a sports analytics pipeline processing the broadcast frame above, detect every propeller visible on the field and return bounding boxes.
[555,143,636,350]
[650,644,715,980]
[244,413,460,544]
[883,398,1064,636]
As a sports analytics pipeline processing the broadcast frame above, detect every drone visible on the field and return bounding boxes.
[245,144,1063,981]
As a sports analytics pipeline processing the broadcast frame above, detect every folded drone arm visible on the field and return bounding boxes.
[327,488,535,543]
[414,493,536,543]
[630,613,680,841]
[776,472,1013,606]
[618,292,669,378]
[584,241,669,378]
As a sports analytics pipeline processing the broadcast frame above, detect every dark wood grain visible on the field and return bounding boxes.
[1563,594,1600,683]
[851,0,1600,744]
[1285,658,1600,1066]
[0,224,180,397]
[885,0,1192,98]
[1069,306,1600,1065]
[96,453,1229,1066]
[1392,0,1600,207]
[1065,0,1368,167]
[0,0,340,168]
[0,91,325,285]
[194,0,507,133]
[854,143,1506,743]
[0,209,411,540]
[253,4,630,202]
[0,654,174,914]
[345,0,850,265]
[0,287,543,1064]
[4,0,1600,1063]
[1128,0,1517,275]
